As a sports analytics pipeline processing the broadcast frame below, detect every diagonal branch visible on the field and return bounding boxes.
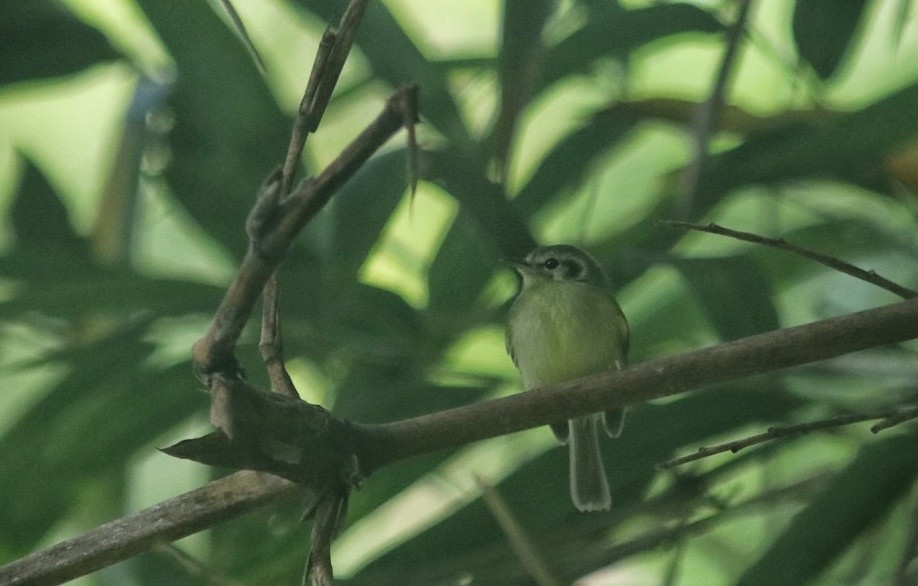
[661,220,918,300]
[657,407,915,469]
[4,296,918,585]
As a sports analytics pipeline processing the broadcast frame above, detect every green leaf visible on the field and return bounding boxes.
[320,149,409,291]
[738,433,918,585]
[0,0,120,85]
[673,256,780,341]
[512,108,637,218]
[491,0,554,171]
[10,157,87,254]
[134,0,291,258]
[697,82,918,201]
[0,328,203,553]
[541,4,723,91]
[425,148,535,313]
[792,0,868,79]
[354,386,802,584]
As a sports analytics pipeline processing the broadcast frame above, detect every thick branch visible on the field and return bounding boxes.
[356,297,918,471]
[0,472,302,586]
[6,297,918,585]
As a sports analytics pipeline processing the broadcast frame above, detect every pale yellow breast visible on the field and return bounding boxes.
[507,281,626,389]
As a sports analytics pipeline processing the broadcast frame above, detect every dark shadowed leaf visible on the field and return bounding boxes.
[512,108,637,218]
[10,156,86,251]
[318,148,410,292]
[792,0,868,79]
[491,0,554,173]
[0,0,120,85]
[673,256,780,341]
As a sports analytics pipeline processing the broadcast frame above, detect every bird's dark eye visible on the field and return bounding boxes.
[544,258,559,270]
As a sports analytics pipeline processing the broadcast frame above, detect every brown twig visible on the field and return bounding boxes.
[871,405,918,433]
[303,492,350,586]
[261,1,374,398]
[260,272,299,397]
[191,0,385,384]
[660,220,918,300]
[678,0,753,212]
[476,476,562,586]
[191,85,418,382]
[5,297,918,585]
[658,408,912,469]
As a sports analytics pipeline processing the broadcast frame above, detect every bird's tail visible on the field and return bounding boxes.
[568,415,611,512]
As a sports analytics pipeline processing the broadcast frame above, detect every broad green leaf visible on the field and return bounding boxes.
[673,256,780,341]
[0,327,203,553]
[9,157,87,254]
[696,82,918,203]
[319,149,410,292]
[792,0,868,79]
[512,108,637,218]
[491,0,554,171]
[134,0,291,258]
[738,432,918,585]
[541,4,723,91]
[425,148,535,313]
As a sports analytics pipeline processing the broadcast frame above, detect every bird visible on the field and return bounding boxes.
[505,244,629,511]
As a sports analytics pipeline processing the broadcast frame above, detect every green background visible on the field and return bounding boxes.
[1,0,917,584]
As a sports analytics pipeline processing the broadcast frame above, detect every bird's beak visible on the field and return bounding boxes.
[500,257,528,272]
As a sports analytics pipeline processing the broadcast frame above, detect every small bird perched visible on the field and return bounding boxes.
[505,245,629,511]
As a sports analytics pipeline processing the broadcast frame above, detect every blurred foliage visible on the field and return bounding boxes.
[1,0,917,585]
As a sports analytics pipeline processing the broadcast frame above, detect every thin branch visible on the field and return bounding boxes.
[660,220,918,300]
[302,0,372,133]
[217,0,267,75]
[4,297,918,585]
[678,0,754,212]
[191,86,418,380]
[871,405,918,433]
[658,408,910,469]
[476,476,562,586]
[260,272,298,397]
[282,27,336,196]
